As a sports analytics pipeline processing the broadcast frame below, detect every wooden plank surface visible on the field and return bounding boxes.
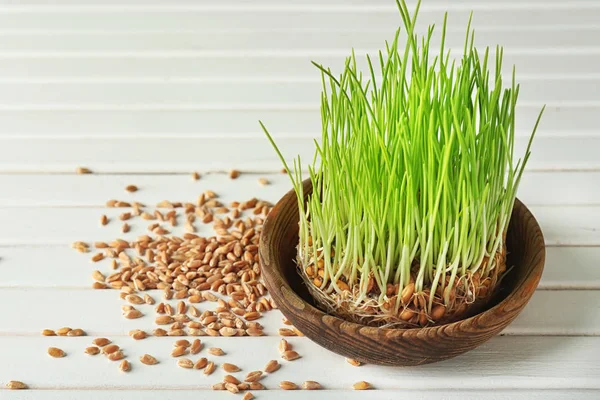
[0,8,596,31]
[0,171,597,206]
[0,105,580,134]
[1,136,599,172]
[0,336,598,390]
[0,53,597,79]
[1,29,599,51]
[0,79,593,104]
[3,390,599,400]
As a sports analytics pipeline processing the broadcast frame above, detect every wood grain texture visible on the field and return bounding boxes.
[0,8,596,31]
[260,180,546,365]
[2,29,600,51]
[0,171,596,207]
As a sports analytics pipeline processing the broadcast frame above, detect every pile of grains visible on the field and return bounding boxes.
[31,176,367,396]
[62,180,302,396]
[84,190,275,338]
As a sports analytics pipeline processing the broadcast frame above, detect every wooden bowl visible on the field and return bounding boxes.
[259,179,545,366]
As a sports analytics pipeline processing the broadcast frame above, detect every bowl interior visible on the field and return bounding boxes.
[273,183,526,323]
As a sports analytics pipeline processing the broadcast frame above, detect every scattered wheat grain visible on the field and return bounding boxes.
[108,350,125,361]
[85,346,100,355]
[280,381,298,390]
[67,328,85,337]
[93,338,111,347]
[225,382,239,394]
[119,360,131,372]
[140,354,158,365]
[244,371,263,383]
[47,347,66,358]
[208,347,224,356]
[203,361,216,375]
[353,381,372,390]
[264,360,280,373]
[281,350,300,361]
[6,381,28,390]
[76,167,92,174]
[177,358,194,369]
[194,357,208,369]
[346,358,362,367]
[222,363,241,373]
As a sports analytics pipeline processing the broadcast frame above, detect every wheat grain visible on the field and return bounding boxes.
[177,358,194,369]
[353,381,372,390]
[264,360,280,373]
[279,381,298,390]
[85,346,100,355]
[171,346,188,357]
[76,167,92,174]
[346,358,362,367]
[102,344,120,355]
[203,361,216,375]
[6,381,28,390]
[194,357,208,369]
[119,360,131,372]
[93,338,111,346]
[47,347,66,358]
[208,347,224,356]
[108,350,125,361]
[140,354,159,365]
[222,363,241,373]
[225,382,239,394]
[244,371,263,383]
[278,339,291,353]
[303,381,322,390]
[281,350,300,361]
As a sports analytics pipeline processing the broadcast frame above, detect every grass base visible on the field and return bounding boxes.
[298,245,507,328]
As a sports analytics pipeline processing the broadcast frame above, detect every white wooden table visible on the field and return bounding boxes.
[0,1,599,399]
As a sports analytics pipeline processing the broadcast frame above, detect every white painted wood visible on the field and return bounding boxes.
[0,336,598,390]
[0,288,594,336]
[1,246,596,289]
[0,8,596,31]
[0,171,596,207]
[0,173,289,207]
[0,136,598,172]
[0,78,593,104]
[2,390,599,400]
[1,28,599,51]
[542,247,600,289]
[0,105,582,135]
[0,53,596,78]
[10,0,600,6]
